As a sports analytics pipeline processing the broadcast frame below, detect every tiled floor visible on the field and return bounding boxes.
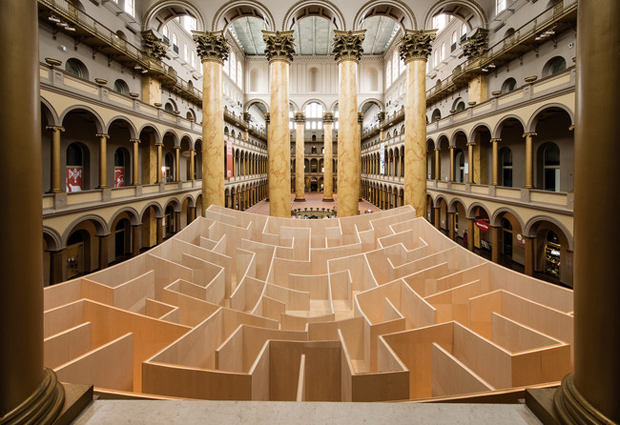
[245,192,382,216]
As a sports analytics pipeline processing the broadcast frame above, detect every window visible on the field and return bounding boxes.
[172,33,179,54]
[434,49,439,67]
[386,61,392,87]
[462,23,468,38]
[441,42,446,61]
[164,102,175,113]
[392,50,399,81]
[500,147,513,187]
[183,44,189,62]
[229,51,236,83]
[179,16,196,33]
[451,31,457,52]
[162,25,169,42]
[543,56,567,77]
[65,58,88,79]
[124,0,134,16]
[237,62,243,89]
[501,77,517,93]
[113,79,129,94]
[455,101,466,112]
[543,143,560,191]
[497,0,508,14]
[432,13,452,33]
[431,109,441,121]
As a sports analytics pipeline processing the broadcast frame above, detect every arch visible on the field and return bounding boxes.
[40,97,60,126]
[43,226,63,251]
[466,202,491,220]
[139,201,165,220]
[492,114,527,139]
[61,214,109,246]
[60,106,105,134]
[142,0,206,33]
[65,57,89,79]
[433,193,449,208]
[447,196,467,213]
[525,103,574,133]
[181,193,197,209]
[109,207,141,228]
[106,116,138,139]
[423,1,488,31]
[449,129,468,146]
[245,98,270,113]
[283,1,345,30]
[524,215,574,251]
[490,207,525,230]
[162,129,180,147]
[501,77,517,94]
[138,124,162,143]
[164,197,182,213]
[467,123,492,143]
[354,1,417,30]
[212,0,276,32]
[358,98,385,113]
[301,98,328,112]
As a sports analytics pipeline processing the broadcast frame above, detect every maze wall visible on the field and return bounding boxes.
[43,206,574,401]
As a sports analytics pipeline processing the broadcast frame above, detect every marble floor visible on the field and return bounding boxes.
[71,400,543,425]
[244,192,382,216]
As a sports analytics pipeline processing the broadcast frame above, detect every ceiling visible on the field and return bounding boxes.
[228,16,400,57]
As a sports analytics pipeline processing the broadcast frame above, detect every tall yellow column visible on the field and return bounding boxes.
[156,143,162,184]
[334,30,365,217]
[174,147,180,182]
[131,139,140,186]
[47,126,64,193]
[357,112,364,200]
[263,31,295,217]
[449,146,455,182]
[554,1,620,422]
[467,141,475,184]
[523,132,536,189]
[399,30,436,216]
[323,112,335,201]
[189,148,195,181]
[194,31,229,212]
[0,1,64,420]
[434,148,441,180]
[294,113,306,202]
[97,133,109,188]
[491,138,500,186]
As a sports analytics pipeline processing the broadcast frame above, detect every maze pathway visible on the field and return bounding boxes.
[44,205,573,401]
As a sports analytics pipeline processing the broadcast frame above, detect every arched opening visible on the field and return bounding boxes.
[501,77,517,94]
[454,149,465,183]
[113,79,130,94]
[66,230,89,279]
[499,147,513,187]
[164,204,176,239]
[543,56,567,77]
[432,109,441,121]
[65,58,89,79]
[66,143,88,192]
[541,142,560,192]
[113,148,130,188]
[113,218,131,263]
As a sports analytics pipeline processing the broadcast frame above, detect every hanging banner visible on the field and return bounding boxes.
[380,142,385,175]
[114,167,125,188]
[66,167,83,192]
[475,220,490,231]
[226,139,233,178]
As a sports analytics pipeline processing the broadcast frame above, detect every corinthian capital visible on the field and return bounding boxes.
[461,28,489,60]
[141,29,169,61]
[333,30,365,63]
[192,31,230,64]
[398,29,437,63]
[322,112,334,124]
[263,30,296,63]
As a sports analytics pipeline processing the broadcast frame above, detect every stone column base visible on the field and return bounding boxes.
[553,373,614,425]
[294,198,306,202]
[322,198,334,202]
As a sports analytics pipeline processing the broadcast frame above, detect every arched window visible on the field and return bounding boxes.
[229,51,237,84]
[499,147,513,187]
[543,56,567,77]
[543,142,560,191]
[172,33,178,54]
[113,79,129,94]
[501,77,517,93]
[431,109,441,121]
[462,23,468,37]
[186,109,196,121]
[456,101,466,112]
[66,143,85,192]
[65,58,88,79]
[161,25,169,42]
[164,102,174,113]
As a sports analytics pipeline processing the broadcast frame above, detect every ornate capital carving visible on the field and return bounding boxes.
[264,112,270,124]
[522,132,537,138]
[461,28,489,60]
[358,112,364,124]
[377,112,385,122]
[262,30,295,63]
[399,29,436,63]
[141,29,169,61]
[490,138,501,143]
[322,112,334,124]
[243,112,252,122]
[193,31,230,64]
[46,125,65,133]
[294,113,305,123]
[333,30,365,63]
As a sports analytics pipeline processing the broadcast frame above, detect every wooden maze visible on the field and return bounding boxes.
[43,206,574,401]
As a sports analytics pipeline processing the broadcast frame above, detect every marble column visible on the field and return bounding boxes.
[434,148,441,180]
[449,146,455,182]
[323,113,335,201]
[467,141,475,184]
[263,31,295,217]
[156,143,163,184]
[47,126,64,193]
[97,133,109,188]
[333,30,365,217]
[491,226,501,263]
[523,132,535,189]
[357,112,364,200]
[399,30,436,217]
[189,148,195,181]
[174,147,180,182]
[131,224,141,257]
[554,5,620,421]
[491,138,501,186]
[194,31,229,212]
[0,1,64,421]
[294,113,306,202]
[131,139,140,186]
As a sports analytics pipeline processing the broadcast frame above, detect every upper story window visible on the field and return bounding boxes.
[451,31,458,52]
[441,42,446,61]
[432,13,452,33]
[124,0,134,17]
[386,61,392,87]
[497,0,508,14]
[179,16,197,33]
[392,50,399,82]
[543,56,567,77]
[229,51,237,83]
[65,58,88,79]
[237,61,243,89]
[172,33,179,54]
[184,44,189,62]
[113,79,129,94]
[462,23,468,38]
[161,25,170,44]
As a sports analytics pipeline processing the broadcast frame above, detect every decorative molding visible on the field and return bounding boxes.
[461,27,489,60]
[262,31,295,64]
[141,29,169,61]
[294,112,305,123]
[193,31,230,64]
[333,30,365,63]
[323,112,334,124]
[398,29,436,63]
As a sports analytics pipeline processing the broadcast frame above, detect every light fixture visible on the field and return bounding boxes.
[481,67,489,72]
[66,26,75,32]
[487,63,496,68]
[134,65,142,70]
[57,22,67,27]
[48,15,61,23]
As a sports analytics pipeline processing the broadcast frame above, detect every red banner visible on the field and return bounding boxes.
[66,167,83,192]
[226,140,233,178]
[114,167,125,188]
[475,220,490,231]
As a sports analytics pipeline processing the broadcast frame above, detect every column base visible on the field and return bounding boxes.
[294,198,306,202]
[322,197,334,202]
[1,368,65,425]
[553,373,614,425]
